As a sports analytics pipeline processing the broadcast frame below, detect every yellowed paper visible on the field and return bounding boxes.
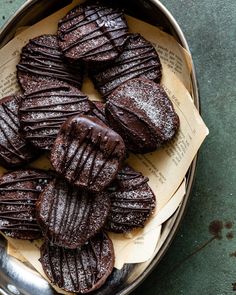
[111,225,162,270]
[127,69,208,214]
[4,236,72,295]
[127,16,192,92]
[7,243,27,262]
[109,179,186,269]
[15,26,30,36]
[0,2,192,97]
[0,1,78,97]
[0,0,208,292]
[4,179,185,273]
[151,179,186,226]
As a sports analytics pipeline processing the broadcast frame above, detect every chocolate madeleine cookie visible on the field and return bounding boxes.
[105,165,156,233]
[0,95,35,169]
[51,115,126,192]
[40,232,114,293]
[19,83,91,151]
[106,78,180,153]
[17,34,83,91]
[0,169,53,239]
[57,3,129,64]
[36,178,111,248]
[90,33,162,98]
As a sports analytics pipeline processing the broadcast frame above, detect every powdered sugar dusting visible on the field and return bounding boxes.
[113,78,178,140]
[0,96,34,166]
[41,232,114,293]
[20,86,91,150]
[105,164,155,233]
[92,34,162,97]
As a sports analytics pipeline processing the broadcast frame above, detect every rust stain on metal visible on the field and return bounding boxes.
[226,231,234,240]
[225,221,233,229]
[209,220,223,239]
[159,220,235,278]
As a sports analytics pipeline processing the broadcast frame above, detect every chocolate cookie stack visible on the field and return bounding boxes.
[0,2,180,293]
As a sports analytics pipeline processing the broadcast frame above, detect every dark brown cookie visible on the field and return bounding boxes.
[36,178,111,248]
[104,165,156,233]
[57,3,129,64]
[17,34,83,91]
[90,100,107,124]
[0,169,53,240]
[105,78,180,153]
[19,83,91,151]
[51,115,126,192]
[40,232,114,293]
[90,33,162,98]
[0,95,36,169]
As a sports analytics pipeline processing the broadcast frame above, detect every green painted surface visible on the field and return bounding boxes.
[0,0,236,294]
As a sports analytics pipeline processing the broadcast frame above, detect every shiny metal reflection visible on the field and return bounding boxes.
[7,285,20,295]
[0,1,199,294]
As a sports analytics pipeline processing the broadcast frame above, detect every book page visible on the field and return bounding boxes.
[110,179,186,269]
[0,1,77,97]
[0,0,208,292]
[127,67,208,211]
[0,3,192,98]
[5,236,72,295]
[7,243,27,262]
[127,15,192,93]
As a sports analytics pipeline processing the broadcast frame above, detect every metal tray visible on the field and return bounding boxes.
[0,1,199,294]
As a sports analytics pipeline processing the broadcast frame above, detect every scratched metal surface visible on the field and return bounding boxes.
[0,0,236,294]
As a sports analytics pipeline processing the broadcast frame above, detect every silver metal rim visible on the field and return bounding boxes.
[0,0,37,36]
[0,1,199,294]
[122,1,199,293]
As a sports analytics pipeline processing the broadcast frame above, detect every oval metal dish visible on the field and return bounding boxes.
[0,1,199,294]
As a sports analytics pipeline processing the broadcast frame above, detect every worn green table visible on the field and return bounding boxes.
[0,1,236,294]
